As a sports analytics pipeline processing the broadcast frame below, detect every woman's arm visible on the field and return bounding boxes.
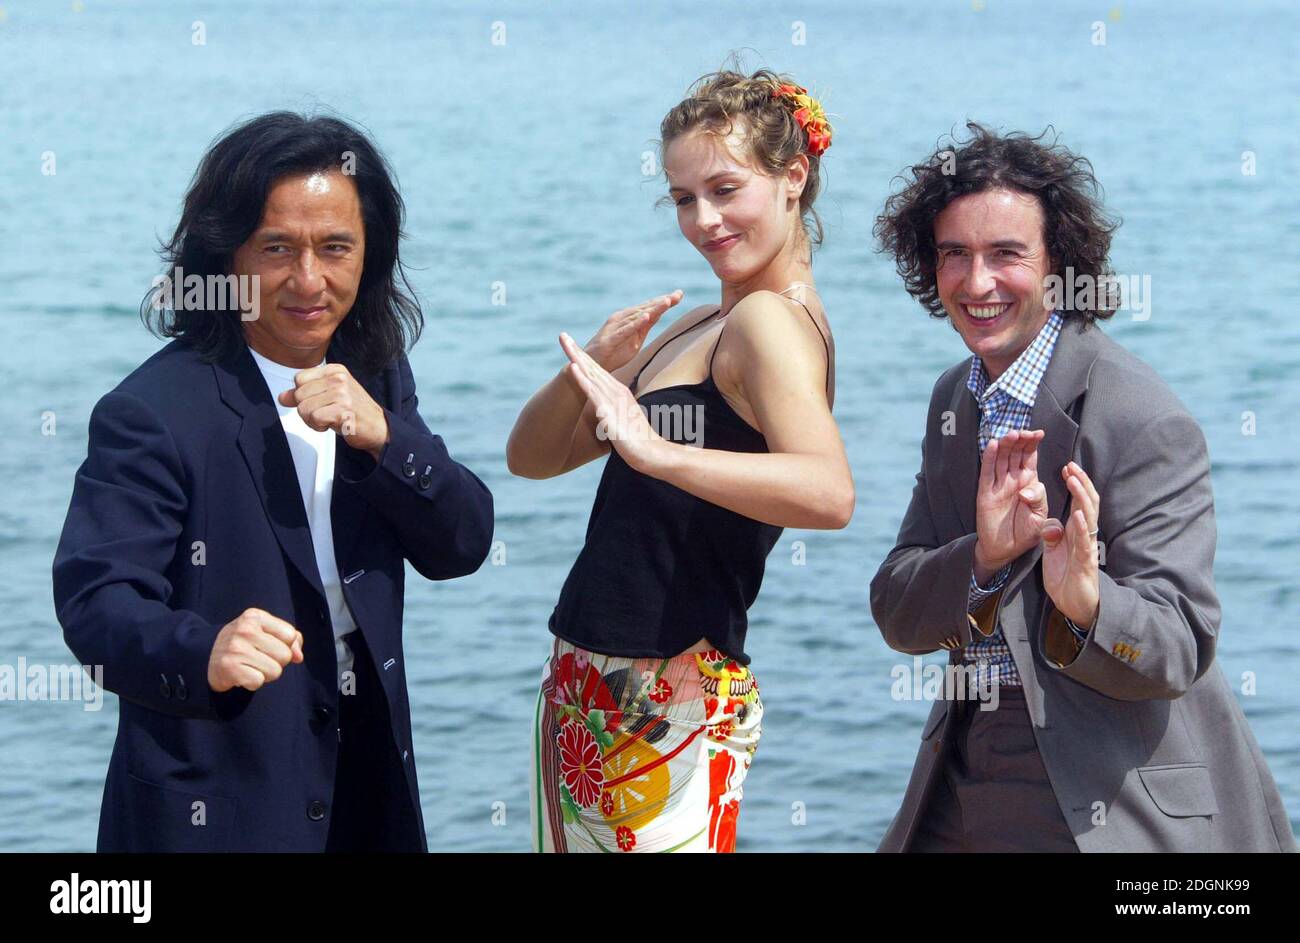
[505,362,601,479]
[560,291,855,529]
[507,292,707,479]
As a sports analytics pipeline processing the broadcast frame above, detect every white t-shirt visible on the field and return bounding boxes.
[247,345,358,688]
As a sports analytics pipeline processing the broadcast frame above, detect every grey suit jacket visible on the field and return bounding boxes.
[870,318,1296,852]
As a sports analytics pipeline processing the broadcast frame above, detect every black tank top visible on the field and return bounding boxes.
[547,299,831,665]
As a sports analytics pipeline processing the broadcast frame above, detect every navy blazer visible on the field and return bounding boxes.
[52,333,495,851]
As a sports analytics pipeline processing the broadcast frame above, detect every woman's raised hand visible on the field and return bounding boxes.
[583,290,683,371]
[559,331,665,474]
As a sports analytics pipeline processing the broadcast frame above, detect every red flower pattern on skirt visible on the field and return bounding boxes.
[553,652,622,732]
[556,722,604,808]
[534,639,761,853]
[616,825,637,851]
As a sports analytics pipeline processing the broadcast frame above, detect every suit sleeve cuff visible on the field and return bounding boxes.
[968,563,1011,612]
[336,406,441,491]
[1064,614,1095,642]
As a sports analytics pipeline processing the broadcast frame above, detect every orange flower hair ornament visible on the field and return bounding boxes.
[770,82,832,157]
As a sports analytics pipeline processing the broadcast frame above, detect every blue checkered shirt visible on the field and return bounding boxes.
[963,312,1088,687]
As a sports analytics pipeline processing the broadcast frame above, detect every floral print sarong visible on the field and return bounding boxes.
[530,636,762,852]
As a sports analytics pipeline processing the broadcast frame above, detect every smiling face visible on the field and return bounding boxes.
[664,123,805,281]
[232,170,366,368]
[933,187,1056,380]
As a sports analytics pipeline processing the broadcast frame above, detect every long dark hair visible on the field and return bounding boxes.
[141,111,422,374]
[875,122,1121,324]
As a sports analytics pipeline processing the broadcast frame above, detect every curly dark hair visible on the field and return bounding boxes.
[140,111,422,375]
[874,122,1121,324]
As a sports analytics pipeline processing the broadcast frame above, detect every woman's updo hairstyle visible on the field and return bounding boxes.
[655,59,831,249]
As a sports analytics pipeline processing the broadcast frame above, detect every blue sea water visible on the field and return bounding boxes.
[1,0,1296,851]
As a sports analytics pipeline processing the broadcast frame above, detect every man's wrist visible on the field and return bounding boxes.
[362,407,390,461]
[1063,610,1096,643]
[972,541,1010,585]
[1061,601,1099,633]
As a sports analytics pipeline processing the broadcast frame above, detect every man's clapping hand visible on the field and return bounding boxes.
[1041,462,1102,628]
[973,429,1050,584]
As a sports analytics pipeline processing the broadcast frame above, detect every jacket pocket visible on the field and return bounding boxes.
[1137,763,1219,817]
[123,773,239,852]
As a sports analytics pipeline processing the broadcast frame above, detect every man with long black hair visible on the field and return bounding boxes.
[52,112,494,852]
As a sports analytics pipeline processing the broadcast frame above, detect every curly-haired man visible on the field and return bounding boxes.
[870,123,1294,852]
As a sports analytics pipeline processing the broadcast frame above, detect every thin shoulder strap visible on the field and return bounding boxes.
[707,299,832,396]
[706,311,728,380]
[790,299,832,397]
[634,307,723,387]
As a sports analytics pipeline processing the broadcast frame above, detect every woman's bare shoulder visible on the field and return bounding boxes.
[715,290,835,407]
[726,290,832,347]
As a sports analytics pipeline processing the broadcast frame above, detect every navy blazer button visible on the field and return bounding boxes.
[314,705,331,723]
[159,681,172,699]
[402,452,417,477]
[307,800,327,821]
[418,472,431,489]
[175,683,189,701]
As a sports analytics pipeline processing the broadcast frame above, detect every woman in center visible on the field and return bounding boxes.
[508,66,853,852]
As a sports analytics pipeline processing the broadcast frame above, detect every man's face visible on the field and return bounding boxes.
[933,187,1055,379]
[232,170,365,368]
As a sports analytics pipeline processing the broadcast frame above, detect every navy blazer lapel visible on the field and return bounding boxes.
[213,335,386,606]
[324,337,386,572]
[214,340,328,605]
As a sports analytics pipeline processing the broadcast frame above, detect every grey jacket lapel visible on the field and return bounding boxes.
[1002,319,1103,596]
[940,376,981,536]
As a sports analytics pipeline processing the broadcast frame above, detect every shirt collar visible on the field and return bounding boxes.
[965,310,1064,408]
